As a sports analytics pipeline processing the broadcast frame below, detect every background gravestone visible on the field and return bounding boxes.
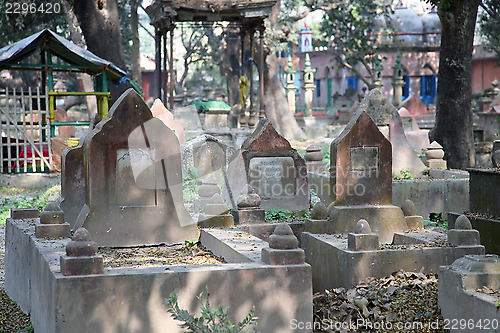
[235,118,309,211]
[306,111,407,243]
[350,89,427,176]
[72,89,198,247]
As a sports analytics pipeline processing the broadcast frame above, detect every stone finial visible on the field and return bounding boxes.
[348,219,379,251]
[60,227,103,276]
[261,222,305,265]
[40,201,65,225]
[401,199,417,217]
[425,141,447,169]
[455,215,472,230]
[304,145,323,162]
[354,219,372,234]
[269,223,299,249]
[198,177,220,198]
[36,201,71,239]
[66,228,98,257]
[310,201,328,220]
[400,199,424,230]
[237,184,262,209]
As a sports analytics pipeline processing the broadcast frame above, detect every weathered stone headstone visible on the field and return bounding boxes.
[308,110,407,243]
[62,89,198,247]
[350,89,426,176]
[151,99,186,144]
[60,113,100,228]
[181,134,235,178]
[236,119,309,211]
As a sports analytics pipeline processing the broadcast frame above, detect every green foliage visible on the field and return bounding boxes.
[264,207,296,221]
[393,169,414,180]
[321,145,330,164]
[0,185,60,225]
[182,167,201,203]
[424,212,448,229]
[165,291,257,333]
[185,239,198,248]
[422,168,430,176]
[319,0,395,82]
[479,0,500,60]
[0,0,68,47]
[495,298,500,310]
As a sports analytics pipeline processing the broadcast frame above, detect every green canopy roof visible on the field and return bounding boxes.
[0,29,126,81]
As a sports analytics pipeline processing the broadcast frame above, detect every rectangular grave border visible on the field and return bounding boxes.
[5,217,313,333]
[301,232,485,291]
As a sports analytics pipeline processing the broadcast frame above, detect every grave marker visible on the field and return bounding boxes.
[62,89,198,247]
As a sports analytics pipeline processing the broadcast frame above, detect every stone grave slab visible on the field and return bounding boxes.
[236,119,309,211]
[69,89,197,247]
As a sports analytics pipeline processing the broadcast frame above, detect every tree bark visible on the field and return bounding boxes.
[223,23,242,128]
[430,0,480,169]
[130,0,142,86]
[263,0,305,139]
[72,0,132,105]
[63,0,98,117]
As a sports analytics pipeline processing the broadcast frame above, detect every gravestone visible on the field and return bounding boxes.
[151,99,186,144]
[235,119,309,211]
[60,113,100,228]
[63,89,198,247]
[181,134,235,178]
[307,111,407,243]
[351,89,426,177]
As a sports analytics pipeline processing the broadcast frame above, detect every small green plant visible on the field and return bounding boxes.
[264,207,296,221]
[165,291,257,333]
[393,169,414,180]
[424,212,448,229]
[321,145,330,164]
[422,168,430,176]
[495,299,500,309]
[182,167,201,202]
[185,239,198,248]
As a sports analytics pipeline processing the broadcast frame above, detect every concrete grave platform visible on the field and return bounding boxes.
[439,255,500,332]
[5,216,312,333]
[301,231,484,291]
[448,212,500,255]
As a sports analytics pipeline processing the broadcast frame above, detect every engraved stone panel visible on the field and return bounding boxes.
[248,157,296,199]
[116,148,156,207]
[350,146,379,172]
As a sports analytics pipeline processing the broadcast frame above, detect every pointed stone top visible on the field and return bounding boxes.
[310,201,328,220]
[455,215,472,230]
[208,193,226,205]
[401,199,417,217]
[428,141,443,150]
[354,219,372,234]
[151,99,172,119]
[240,184,256,195]
[241,118,292,152]
[73,228,92,241]
[349,88,401,127]
[398,107,411,117]
[44,201,61,212]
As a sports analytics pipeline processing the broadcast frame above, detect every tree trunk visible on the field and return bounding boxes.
[223,23,242,128]
[263,0,305,139]
[130,0,142,86]
[430,0,480,169]
[72,0,132,105]
[62,0,98,117]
